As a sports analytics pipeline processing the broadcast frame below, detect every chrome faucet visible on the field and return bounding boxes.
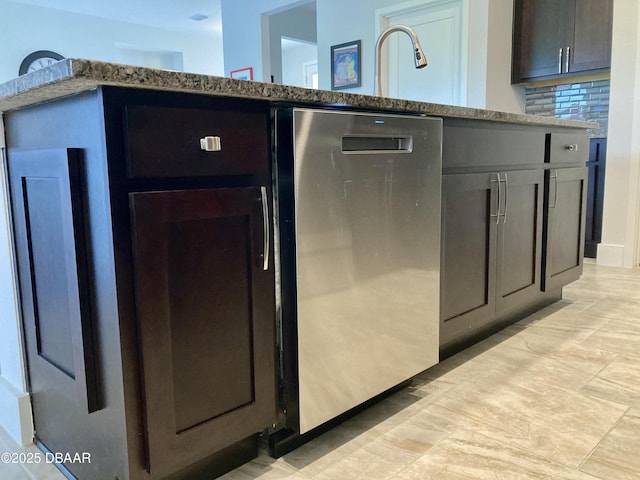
[374,24,428,97]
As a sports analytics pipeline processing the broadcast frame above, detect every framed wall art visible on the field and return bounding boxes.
[331,40,361,90]
[230,67,254,80]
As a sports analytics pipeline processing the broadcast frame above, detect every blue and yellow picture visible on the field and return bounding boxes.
[331,40,361,90]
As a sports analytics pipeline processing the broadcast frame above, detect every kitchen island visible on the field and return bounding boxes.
[0,59,594,480]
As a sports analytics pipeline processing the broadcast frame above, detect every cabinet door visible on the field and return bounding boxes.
[513,0,612,81]
[513,0,573,81]
[440,173,499,346]
[570,0,613,74]
[543,167,588,291]
[8,148,99,423]
[130,187,276,477]
[495,170,544,311]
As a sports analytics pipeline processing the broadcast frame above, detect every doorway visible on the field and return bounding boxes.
[376,0,466,105]
[265,1,317,86]
[281,38,318,89]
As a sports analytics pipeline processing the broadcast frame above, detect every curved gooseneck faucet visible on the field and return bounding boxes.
[374,24,428,97]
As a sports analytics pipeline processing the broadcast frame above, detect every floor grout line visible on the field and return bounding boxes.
[576,404,631,472]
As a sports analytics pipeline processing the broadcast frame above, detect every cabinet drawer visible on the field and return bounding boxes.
[548,132,589,165]
[125,105,269,178]
[443,119,545,170]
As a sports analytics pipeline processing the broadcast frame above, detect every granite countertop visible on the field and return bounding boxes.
[0,59,596,129]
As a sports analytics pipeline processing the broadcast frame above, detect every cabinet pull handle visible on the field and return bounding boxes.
[558,48,563,74]
[566,144,578,151]
[260,186,269,271]
[549,171,559,209]
[200,136,222,152]
[491,172,502,224]
[565,46,571,73]
[502,173,509,224]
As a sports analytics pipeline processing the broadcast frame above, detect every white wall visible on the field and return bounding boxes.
[282,42,318,87]
[221,0,304,81]
[599,0,640,268]
[0,144,24,393]
[313,0,523,112]
[221,0,523,112]
[316,0,403,94]
[268,4,317,84]
[0,0,223,84]
[483,0,525,113]
[445,0,524,112]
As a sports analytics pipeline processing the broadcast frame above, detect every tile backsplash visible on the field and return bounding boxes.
[525,80,609,137]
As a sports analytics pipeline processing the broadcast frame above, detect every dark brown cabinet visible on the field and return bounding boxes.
[439,120,588,356]
[542,167,587,291]
[5,88,276,480]
[8,149,100,455]
[585,138,607,258]
[441,169,543,348]
[512,0,613,83]
[495,170,544,311]
[441,172,497,346]
[542,132,589,291]
[130,187,275,477]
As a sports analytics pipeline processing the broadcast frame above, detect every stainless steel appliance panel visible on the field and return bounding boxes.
[291,108,441,433]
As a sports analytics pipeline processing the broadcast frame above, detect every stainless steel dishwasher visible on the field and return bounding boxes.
[271,108,442,453]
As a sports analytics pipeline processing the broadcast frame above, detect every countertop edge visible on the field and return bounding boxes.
[0,59,598,130]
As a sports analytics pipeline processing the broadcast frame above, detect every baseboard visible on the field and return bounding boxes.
[596,243,625,267]
[0,376,33,446]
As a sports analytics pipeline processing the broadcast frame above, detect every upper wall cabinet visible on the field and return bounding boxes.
[512,0,613,83]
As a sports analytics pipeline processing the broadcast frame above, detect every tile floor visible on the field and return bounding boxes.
[2,260,639,480]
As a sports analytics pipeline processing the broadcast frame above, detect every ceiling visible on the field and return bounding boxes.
[9,0,222,33]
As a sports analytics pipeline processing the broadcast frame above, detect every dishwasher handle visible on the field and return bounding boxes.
[342,135,413,154]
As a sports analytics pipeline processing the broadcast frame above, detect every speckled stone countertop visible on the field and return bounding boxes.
[0,59,596,129]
